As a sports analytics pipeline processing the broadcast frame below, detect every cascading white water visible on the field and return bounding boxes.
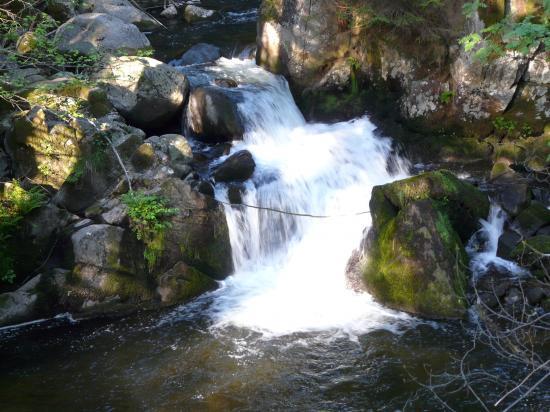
[202,59,413,336]
[467,205,528,280]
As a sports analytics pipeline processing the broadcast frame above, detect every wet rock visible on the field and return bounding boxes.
[156,261,217,305]
[228,184,244,204]
[175,43,221,66]
[497,230,522,260]
[358,170,490,319]
[214,78,238,88]
[195,180,215,197]
[213,150,255,182]
[151,178,233,279]
[55,13,150,56]
[184,5,216,23]
[186,87,244,142]
[160,4,178,19]
[513,202,550,237]
[82,0,160,30]
[93,56,189,130]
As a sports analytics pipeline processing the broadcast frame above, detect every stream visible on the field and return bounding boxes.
[0,3,546,411]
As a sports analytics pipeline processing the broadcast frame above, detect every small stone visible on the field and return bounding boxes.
[213,150,255,182]
[184,5,216,23]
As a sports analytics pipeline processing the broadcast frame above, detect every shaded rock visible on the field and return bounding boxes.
[497,229,522,260]
[511,235,550,279]
[131,143,156,171]
[55,13,150,56]
[93,56,189,130]
[228,184,244,204]
[0,148,9,178]
[490,162,531,216]
[184,5,216,23]
[46,0,76,21]
[83,0,160,30]
[213,150,255,182]
[186,87,244,142]
[0,275,44,326]
[157,261,217,305]
[195,180,215,197]
[175,43,221,66]
[160,4,178,19]
[514,202,550,237]
[151,178,233,279]
[358,170,490,319]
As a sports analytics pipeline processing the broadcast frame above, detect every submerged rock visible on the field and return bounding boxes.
[93,56,189,130]
[358,170,490,319]
[55,13,150,56]
[186,87,244,142]
[213,150,255,182]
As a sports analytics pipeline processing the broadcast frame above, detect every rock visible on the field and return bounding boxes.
[46,0,76,21]
[525,286,546,306]
[54,13,150,56]
[513,202,550,237]
[228,184,244,204]
[510,235,550,279]
[195,180,215,197]
[358,170,490,319]
[150,178,233,279]
[9,203,72,277]
[131,143,156,171]
[83,0,160,30]
[146,134,193,177]
[93,56,189,130]
[69,224,151,304]
[184,5,216,23]
[490,166,532,217]
[160,4,178,19]
[186,87,244,142]
[214,78,238,88]
[0,148,9,178]
[174,43,221,66]
[16,32,37,54]
[157,261,217,305]
[213,150,255,182]
[0,275,43,326]
[497,230,522,260]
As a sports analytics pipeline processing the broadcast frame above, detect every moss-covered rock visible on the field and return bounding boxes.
[510,235,550,279]
[514,202,550,237]
[157,261,217,306]
[361,170,489,319]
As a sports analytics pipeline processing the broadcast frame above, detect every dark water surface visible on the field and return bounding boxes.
[0,299,504,411]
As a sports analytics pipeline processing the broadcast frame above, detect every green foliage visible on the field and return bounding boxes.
[0,181,46,284]
[460,1,550,61]
[493,116,516,134]
[347,57,361,95]
[439,90,455,105]
[121,192,178,270]
[135,48,154,58]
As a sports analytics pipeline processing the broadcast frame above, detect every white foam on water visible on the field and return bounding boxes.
[199,59,414,337]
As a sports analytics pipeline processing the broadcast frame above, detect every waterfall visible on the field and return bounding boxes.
[197,59,412,337]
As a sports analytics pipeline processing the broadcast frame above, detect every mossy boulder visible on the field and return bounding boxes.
[156,261,217,305]
[513,202,550,237]
[361,170,490,319]
[510,235,550,279]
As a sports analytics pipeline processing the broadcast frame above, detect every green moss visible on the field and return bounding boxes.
[490,161,511,179]
[100,272,153,301]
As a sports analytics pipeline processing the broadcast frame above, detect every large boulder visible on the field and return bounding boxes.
[147,178,233,279]
[67,224,152,307]
[93,56,189,130]
[54,13,150,56]
[5,107,143,212]
[358,170,490,319]
[81,0,160,30]
[0,275,50,327]
[213,150,255,182]
[186,87,244,142]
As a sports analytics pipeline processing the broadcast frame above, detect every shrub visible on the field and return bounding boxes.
[121,191,178,270]
[0,181,46,284]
